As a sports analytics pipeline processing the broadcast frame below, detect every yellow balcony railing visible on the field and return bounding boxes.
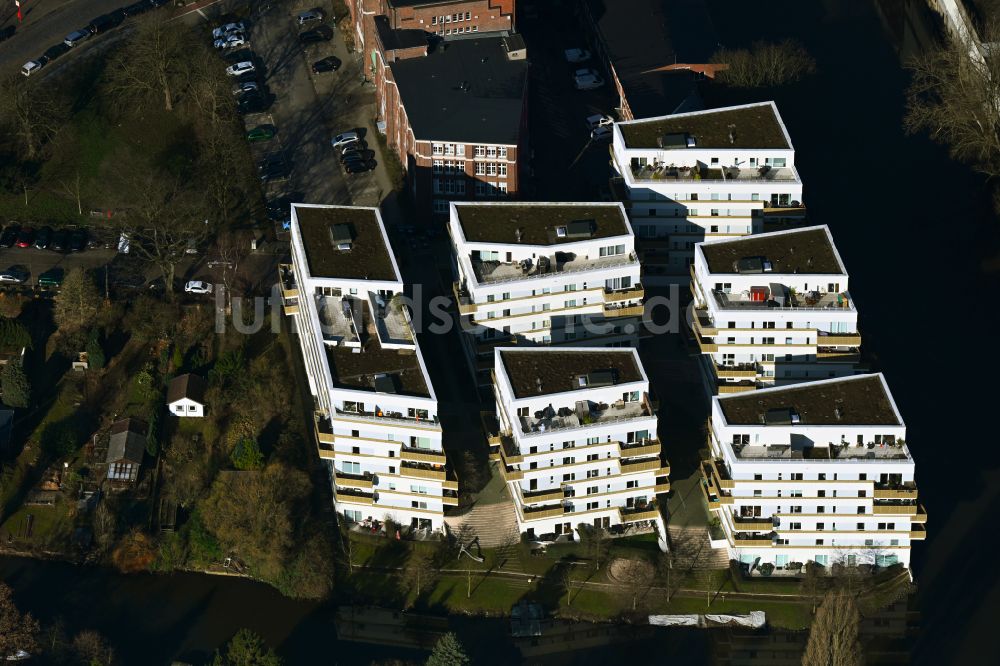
[452,282,476,315]
[733,517,774,531]
[603,285,645,303]
[521,487,565,504]
[283,303,300,316]
[913,504,928,523]
[734,535,774,547]
[335,474,373,489]
[718,384,755,394]
[654,482,671,494]
[619,504,659,523]
[619,441,661,459]
[400,463,446,481]
[874,486,918,500]
[873,504,917,515]
[909,525,927,540]
[696,337,718,353]
[714,366,757,379]
[620,459,661,475]
[603,304,644,318]
[522,504,566,520]
[400,447,447,464]
[819,334,861,346]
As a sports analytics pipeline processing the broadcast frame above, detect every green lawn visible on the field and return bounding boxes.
[0,503,73,548]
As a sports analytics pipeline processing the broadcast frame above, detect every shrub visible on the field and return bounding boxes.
[0,318,31,350]
[711,40,816,88]
[1,362,30,408]
[760,562,774,576]
[231,437,264,471]
[86,329,105,370]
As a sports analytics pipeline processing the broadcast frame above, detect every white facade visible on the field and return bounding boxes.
[690,226,862,393]
[609,102,805,283]
[701,374,925,571]
[491,348,669,539]
[169,398,204,418]
[283,204,455,532]
[448,202,644,383]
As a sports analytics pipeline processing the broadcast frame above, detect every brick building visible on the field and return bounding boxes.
[348,0,516,54]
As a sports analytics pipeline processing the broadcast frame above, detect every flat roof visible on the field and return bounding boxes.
[294,206,399,281]
[619,103,790,150]
[374,15,428,51]
[700,227,843,275]
[454,203,631,245]
[585,0,716,117]
[327,329,430,398]
[499,349,642,398]
[389,37,528,144]
[719,375,900,426]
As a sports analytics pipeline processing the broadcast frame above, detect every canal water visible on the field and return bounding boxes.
[3,1,996,664]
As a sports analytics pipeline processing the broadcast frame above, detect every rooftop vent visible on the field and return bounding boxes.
[727,123,737,145]
[565,219,595,239]
[586,370,616,387]
[658,133,688,149]
[514,227,522,243]
[330,223,354,251]
[555,226,567,238]
[535,377,543,392]
[735,257,764,274]
[374,373,398,394]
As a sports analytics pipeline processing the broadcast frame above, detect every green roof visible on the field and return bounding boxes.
[455,204,631,245]
[700,228,842,275]
[295,206,399,281]
[619,104,789,150]
[499,349,642,398]
[720,376,898,426]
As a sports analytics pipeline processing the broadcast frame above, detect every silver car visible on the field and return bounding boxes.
[64,29,91,47]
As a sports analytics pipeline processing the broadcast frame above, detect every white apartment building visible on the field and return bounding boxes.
[281,204,456,532]
[689,226,863,394]
[490,348,669,540]
[609,102,805,283]
[448,202,644,384]
[701,374,925,571]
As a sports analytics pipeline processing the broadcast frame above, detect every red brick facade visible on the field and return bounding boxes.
[348,0,515,55]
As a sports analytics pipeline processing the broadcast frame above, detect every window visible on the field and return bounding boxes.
[432,199,449,214]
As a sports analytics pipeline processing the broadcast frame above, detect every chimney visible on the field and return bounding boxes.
[728,124,736,145]
[514,228,522,243]
[535,377,543,392]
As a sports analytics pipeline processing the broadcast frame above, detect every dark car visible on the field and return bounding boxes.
[15,227,34,248]
[237,93,271,115]
[258,158,290,183]
[340,149,374,164]
[88,15,114,34]
[33,226,53,249]
[0,225,20,248]
[50,228,69,251]
[68,228,87,252]
[122,0,153,16]
[266,197,291,222]
[311,56,341,74]
[43,43,72,61]
[0,25,15,43]
[298,26,333,44]
[341,141,369,156]
[345,159,376,174]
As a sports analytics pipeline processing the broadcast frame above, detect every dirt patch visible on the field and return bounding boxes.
[607,557,654,584]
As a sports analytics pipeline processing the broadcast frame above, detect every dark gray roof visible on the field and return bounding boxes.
[701,228,842,275]
[720,376,899,426]
[389,37,528,144]
[107,418,146,464]
[374,15,428,51]
[167,373,207,404]
[454,203,631,245]
[499,350,643,398]
[585,0,718,117]
[294,206,399,281]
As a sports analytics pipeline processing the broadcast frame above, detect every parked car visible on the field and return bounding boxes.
[311,56,341,74]
[573,68,604,90]
[297,9,325,25]
[50,228,69,251]
[15,227,34,248]
[590,126,613,142]
[266,197,291,223]
[184,280,213,295]
[232,81,259,96]
[586,113,614,130]
[0,225,20,248]
[344,159,376,174]
[298,26,333,44]
[43,43,71,61]
[64,29,92,47]
[33,226,53,249]
[341,141,368,156]
[237,93,271,114]
[564,48,591,63]
[246,125,275,142]
[21,60,44,77]
[340,149,374,164]
[331,131,360,148]
[226,61,255,77]
[122,0,153,17]
[88,13,120,34]
[37,267,64,288]
[215,35,247,50]
[0,26,15,43]
[259,162,290,183]
[0,266,29,284]
[212,21,246,38]
[68,228,87,252]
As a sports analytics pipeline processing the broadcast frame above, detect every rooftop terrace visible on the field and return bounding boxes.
[701,227,842,275]
[719,375,899,426]
[455,204,631,245]
[470,251,637,285]
[618,104,790,150]
[733,441,911,462]
[627,162,799,184]
[294,205,399,282]
[499,350,643,398]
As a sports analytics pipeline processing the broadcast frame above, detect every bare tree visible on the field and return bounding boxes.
[711,40,816,88]
[905,17,1000,180]
[106,14,198,112]
[576,523,610,570]
[403,548,437,602]
[613,558,655,611]
[802,591,862,666]
[0,582,39,658]
[495,526,521,571]
[0,73,64,160]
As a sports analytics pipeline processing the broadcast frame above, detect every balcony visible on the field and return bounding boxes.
[499,464,524,482]
[734,516,774,531]
[873,504,917,515]
[818,333,862,346]
[619,502,660,523]
[696,337,718,353]
[699,460,733,506]
[909,525,927,540]
[283,303,300,316]
[452,281,476,315]
[734,533,774,547]
[496,434,523,465]
[335,408,441,430]
[709,459,734,489]
[816,351,861,363]
[733,441,912,462]
[522,487,566,504]
[629,162,799,184]
[619,440,661,459]
[334,487,375,505]
[654,482,671,494]
[335,471,374,489]
[718,383,756,394]
[714,364,758,379]
[874,484,918,500]
[443,493,459,506]
[603,285,645,302]
[620,459,661,475]
[712,289,853,312]
[314,413,335,446]
[400,446,447,464]
[519,393,654,435]
[400,461,446,481]
[470,252,638,286]
[278,264,299,299]
[914,504,928,523]
[603,303,644,318]
[692,308,718,336]
[522,504,567,520]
